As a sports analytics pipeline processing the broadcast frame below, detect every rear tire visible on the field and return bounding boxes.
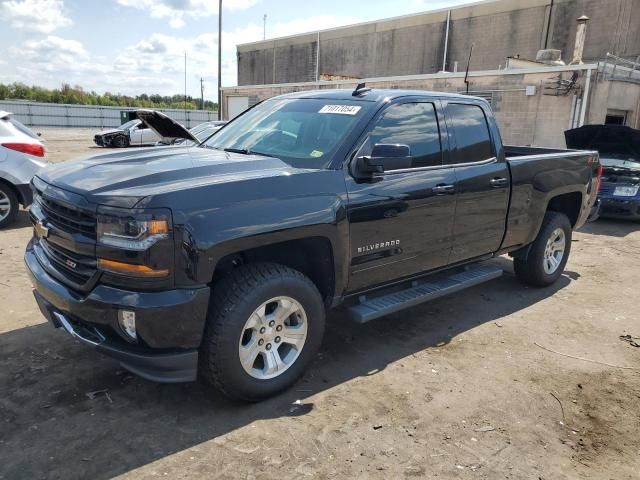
[0,182,19,229]
[199,262,325,401]
[514,211,572,287]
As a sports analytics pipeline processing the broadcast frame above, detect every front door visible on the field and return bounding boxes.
[443,102,510,263]
[345,100,457,293]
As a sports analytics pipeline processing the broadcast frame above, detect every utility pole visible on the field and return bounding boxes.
[217,0,222,120]
[200,77,205,110]
[184,52,187,113]
[263,14,267,40]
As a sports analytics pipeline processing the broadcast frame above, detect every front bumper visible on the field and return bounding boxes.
[25,245,211,383]
[598,196,640,220]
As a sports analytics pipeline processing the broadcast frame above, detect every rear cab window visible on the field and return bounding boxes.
[366,102,443,169]
[446,103,494,164]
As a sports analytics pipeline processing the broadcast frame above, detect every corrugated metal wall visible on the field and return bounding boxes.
[0,100,218,128]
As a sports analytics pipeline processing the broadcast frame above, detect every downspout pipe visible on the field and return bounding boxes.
[579,67,592,127]
[442,10,451,72]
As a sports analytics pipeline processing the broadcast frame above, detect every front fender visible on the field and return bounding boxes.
[169,170,350,298]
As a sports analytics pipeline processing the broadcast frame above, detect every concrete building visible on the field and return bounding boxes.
[222,60,640,148]
[237,0,640,86]
[224,0,640,148]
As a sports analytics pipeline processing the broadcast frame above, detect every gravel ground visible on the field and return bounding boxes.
[1,128,639,479]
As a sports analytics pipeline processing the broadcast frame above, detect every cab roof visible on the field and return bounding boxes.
[276,88,480,104]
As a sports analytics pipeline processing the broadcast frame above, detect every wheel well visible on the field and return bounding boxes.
[212,237,335,303]
[0,178,21,205]
[546,192,582,227]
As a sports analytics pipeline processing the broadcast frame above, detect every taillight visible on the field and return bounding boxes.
[1,142,45,157]
[595,162,603,192]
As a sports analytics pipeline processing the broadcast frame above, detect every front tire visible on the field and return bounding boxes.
[112,135,129,148]
[200,262,325,401]
[0,183,19,228]
[514,212,572,287]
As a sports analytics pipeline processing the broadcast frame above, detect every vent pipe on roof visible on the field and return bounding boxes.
[570,15,589,65]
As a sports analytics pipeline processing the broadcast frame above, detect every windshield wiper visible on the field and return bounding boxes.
[224,147,274,158]
[224,147,252,155]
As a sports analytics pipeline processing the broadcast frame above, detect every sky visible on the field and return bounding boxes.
[0,0,475,101]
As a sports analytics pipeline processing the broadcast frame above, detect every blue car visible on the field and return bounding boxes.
[566,125,640,221]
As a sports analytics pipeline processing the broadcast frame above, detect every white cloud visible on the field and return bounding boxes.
[0,14,364,97]
[1,0,71,33]
[115,0,260,28]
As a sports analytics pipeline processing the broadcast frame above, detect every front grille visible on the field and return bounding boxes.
[599,183,613,195]
[39,238,96,285]
[31,181,99,291]
[34,189,96,238]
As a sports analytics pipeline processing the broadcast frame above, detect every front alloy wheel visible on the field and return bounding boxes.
[200,262,325,401]
[239,296,308,380]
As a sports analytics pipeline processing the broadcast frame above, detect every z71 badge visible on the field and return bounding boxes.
[357,240,400,254]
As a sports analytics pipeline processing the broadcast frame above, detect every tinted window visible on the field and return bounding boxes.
[368,102,442,169]
[447,104,493,164]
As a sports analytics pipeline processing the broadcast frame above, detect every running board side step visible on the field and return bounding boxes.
[346,265,503,324]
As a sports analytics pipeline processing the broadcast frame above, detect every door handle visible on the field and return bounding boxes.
[432,184,455,195]
[490,177,508,188]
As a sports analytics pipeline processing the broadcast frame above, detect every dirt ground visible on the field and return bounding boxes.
[1,129,639,479]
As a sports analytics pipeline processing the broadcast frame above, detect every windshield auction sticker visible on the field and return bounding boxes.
[319,105,362,115]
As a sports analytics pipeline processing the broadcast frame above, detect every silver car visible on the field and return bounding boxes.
[93,119,161,148]
[0,111,49,227]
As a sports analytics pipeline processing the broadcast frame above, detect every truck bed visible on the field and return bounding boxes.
[504,145,587,158]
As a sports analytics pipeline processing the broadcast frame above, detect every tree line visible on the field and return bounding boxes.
[0,83,218,111]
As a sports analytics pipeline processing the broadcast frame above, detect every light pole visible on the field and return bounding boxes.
[263,14,267,40]
[217,0,222,120]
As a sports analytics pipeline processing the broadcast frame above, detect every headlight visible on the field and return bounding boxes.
[97,208,171,251]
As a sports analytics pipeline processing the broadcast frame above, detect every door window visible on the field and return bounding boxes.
[368,102,442,169]
[446,104,494,164]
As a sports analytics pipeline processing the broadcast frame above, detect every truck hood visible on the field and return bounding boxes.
[36,146,300,208]
[565,125,640,158]
[135,109,198,144]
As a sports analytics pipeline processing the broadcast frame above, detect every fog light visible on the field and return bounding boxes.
[118,310,137,340]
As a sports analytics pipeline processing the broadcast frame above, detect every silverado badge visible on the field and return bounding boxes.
[357,240,400,254]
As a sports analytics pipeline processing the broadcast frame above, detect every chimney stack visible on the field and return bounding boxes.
[570,15,589,65]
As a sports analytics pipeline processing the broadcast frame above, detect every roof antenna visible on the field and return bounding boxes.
[464,43,475,94]
[352,82,371,96]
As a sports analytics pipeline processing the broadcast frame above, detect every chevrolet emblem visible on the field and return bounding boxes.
[34,221,49,239]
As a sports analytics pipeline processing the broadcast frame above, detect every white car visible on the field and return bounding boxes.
[0,111,49,228]
[93,119,161,147]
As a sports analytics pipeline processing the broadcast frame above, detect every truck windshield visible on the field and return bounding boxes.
[201,98,369,168]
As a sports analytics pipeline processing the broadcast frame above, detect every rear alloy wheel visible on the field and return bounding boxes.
[514,211,572,287]
[0,183,18,228]
[200,262,325,401]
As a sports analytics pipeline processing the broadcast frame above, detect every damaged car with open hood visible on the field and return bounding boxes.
[566,125,640,221]
[93,111,196,148]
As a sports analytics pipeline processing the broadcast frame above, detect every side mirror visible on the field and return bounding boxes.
[356,143,412,176]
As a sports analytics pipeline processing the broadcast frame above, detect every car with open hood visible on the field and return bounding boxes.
[93,111,197,148]
[566,125,640,220]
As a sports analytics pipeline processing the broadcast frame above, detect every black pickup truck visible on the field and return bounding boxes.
[25,88,600,401]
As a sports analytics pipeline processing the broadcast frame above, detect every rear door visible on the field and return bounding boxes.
[345,99,457,292]
[443,101,510,263]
